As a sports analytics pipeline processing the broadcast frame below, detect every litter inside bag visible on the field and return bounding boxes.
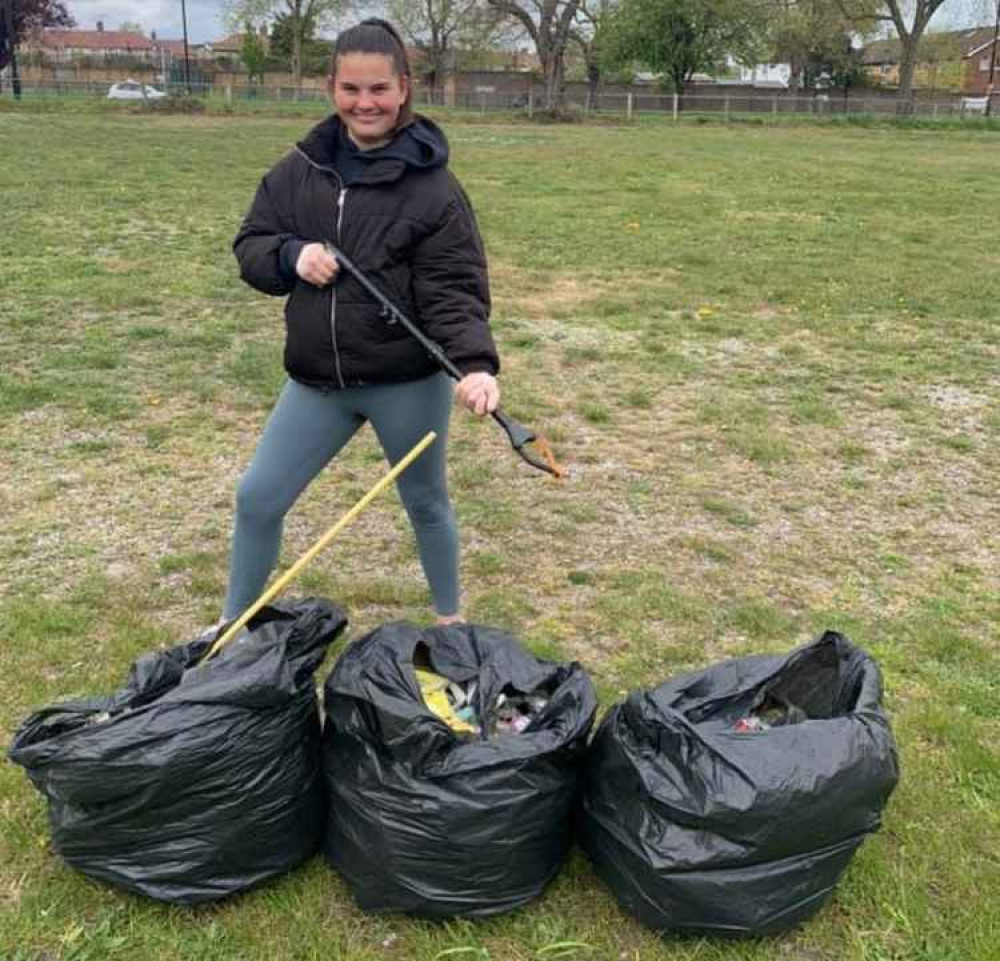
[8,597,347,904]
[579,631,899,938]
[412,641,552,738]
[415,667,480,734]
[322,621,597,918]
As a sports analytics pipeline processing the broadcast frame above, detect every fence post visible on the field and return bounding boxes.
[672,92,679,121]
[724,95,730,122]
[772,95,778,117]
[627,92,633,121]
[225,84,232,107]
[293,85,299,102]
[527,90,533,118]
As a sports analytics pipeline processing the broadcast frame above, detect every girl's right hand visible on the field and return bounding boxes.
[296,243,340,286]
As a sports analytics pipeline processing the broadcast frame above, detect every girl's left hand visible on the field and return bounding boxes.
[455,372,500,416]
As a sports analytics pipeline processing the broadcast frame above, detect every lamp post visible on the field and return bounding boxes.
[987,0,1000,117]
[180,0,192,94]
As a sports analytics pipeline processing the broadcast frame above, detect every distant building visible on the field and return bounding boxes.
[962,30,1000,95]
[736,63,792,88]
[205,27,269,57]
[25,24,210,63]
[150,36,212,62]
[705,59,792,89]
[861,27,998,94]
[30,23,156,61]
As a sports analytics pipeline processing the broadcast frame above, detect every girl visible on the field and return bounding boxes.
[227,18,500,626]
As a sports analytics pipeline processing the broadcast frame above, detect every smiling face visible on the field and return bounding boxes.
[329,52,410,149]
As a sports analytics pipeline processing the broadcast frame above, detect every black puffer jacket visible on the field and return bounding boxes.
[234,114,498,389]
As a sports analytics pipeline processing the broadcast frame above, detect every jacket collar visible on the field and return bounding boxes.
[296,114,448,185]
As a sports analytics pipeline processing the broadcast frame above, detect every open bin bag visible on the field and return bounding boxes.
[578,631,899,937]
[8,598,347,904]
[321,621,598,918]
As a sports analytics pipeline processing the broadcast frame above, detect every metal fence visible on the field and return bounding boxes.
[1,75,995,121]
[449,89,996,120]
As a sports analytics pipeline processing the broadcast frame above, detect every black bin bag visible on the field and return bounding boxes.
[321,622,598,918]
[8,598,347,904]
[579,631,899,938]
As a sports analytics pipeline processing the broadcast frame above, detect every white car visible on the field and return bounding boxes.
[107,81,167,101]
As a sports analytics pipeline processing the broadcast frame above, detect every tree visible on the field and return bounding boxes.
[388,0,503,97]
[1,0,72,64]
[224,0,348,83]
[602,0,768,95]
[767,1,870,92]
[486,0,583,110]
[0,3,12,74]
[573,0,616,109]
[1,0,74,96]
[270,9,333,74]
[835,0,956,102]
[241,21,268,83]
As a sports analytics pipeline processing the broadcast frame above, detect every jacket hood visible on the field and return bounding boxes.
[296,113,449,177]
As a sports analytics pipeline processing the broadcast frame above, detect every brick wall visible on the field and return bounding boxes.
[963,45,999,95]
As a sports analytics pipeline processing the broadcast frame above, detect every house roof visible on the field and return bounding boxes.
[966,31,1000,58]
[861,27,997,66]
[39,28,155,51]
[206,33,248,53]
[860,39,899,66]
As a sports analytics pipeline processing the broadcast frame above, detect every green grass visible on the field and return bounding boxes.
[1,108,999,961]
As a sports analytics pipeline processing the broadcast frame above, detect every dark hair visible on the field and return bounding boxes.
[330,19,414,128]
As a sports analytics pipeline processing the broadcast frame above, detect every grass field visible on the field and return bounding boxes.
[1,105,998,961]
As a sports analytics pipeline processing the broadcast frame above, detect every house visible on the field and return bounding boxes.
[861,27,998,94]
[708,57,792,89]
[25,24,212,64]
[859,37,900,84]
[962,30,1000,95]
[149,34,211,62]
[29,23,156,61]
[737,62,792,88]
[205,27,269,58]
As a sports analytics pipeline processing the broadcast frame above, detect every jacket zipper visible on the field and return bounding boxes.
[331,184,348,388]
[292,148,353,389]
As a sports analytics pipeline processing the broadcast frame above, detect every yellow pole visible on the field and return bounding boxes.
[202,430,437,662]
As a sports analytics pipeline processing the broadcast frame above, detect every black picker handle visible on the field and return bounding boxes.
[326,244,563,478]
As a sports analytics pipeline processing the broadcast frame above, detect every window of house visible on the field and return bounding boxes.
[983,58,992,72]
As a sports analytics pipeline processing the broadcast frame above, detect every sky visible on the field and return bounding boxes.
[62,1,999,46]
[66,1,232,44]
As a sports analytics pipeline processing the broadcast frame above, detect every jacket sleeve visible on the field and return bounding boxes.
[233,166,299,297]
[411,180,500,377]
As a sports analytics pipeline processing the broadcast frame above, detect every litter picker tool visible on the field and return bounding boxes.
[325,243,565,479]
[202,430,436,662]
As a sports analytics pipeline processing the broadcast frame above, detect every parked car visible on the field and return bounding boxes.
[107,81,167,101]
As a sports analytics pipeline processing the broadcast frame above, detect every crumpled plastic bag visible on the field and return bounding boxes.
[322,621,598,918]
[8,597,347,904]
[579,631,899,937]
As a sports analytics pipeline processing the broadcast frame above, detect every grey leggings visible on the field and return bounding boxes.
[224,374,458,619]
